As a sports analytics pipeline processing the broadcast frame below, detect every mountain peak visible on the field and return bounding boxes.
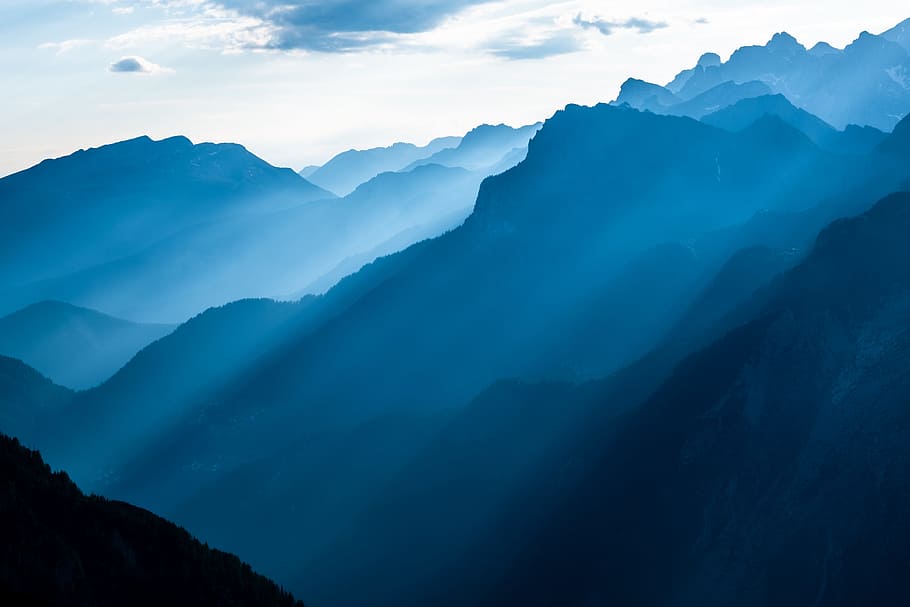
[697,52,721,68]
[767,31,804,52]
[809,41,840,56]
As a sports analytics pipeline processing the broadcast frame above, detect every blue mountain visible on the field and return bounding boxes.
[0,135,333,289]
[702,94,888,153]
[478,192,910,607]
[303,135,461,196]
[4,20,910,607]
[0,301,174,390]
[0,138,490,322]
[660,27,910,130]
[15,104,907,606]
[402,122,542,171]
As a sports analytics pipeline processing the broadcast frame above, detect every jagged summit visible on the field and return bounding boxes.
[767,31,804,51]
[809,41,840,56]
[697,52,721,67]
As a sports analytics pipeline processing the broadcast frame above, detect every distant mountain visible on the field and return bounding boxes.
[883,17,910,52]
[0,141,485,322]
[702,94,888,153]
[403,123,541,172]
[298,165,320,178]
[652,26,910,130]
[0,301,174,390]
[613,78,679,111]
[0,135,333,289]
[0,433,303,607]
[483,192,910,607]
[304,135,461,196]
[669,80,772,119]
[616,78,772,119]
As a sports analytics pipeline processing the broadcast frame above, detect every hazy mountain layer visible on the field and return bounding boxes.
[0,302,174,389]
[303,135,461,196]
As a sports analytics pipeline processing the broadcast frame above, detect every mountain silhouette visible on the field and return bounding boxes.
[0,302,174,390]
[657,26,910,130]
[616,78,772,119]
[0,433,303,607]
[0,140,489,322]
[0,136,332,290]
[303,135,460,196]
[4,20,910,607]
[702,94,888,153]
[18,98,908,606]
[402,123,541,171]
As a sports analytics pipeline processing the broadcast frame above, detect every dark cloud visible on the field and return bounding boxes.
[110,56,147,72]
[573,14,669,36]
[695,17,710,25]
[109,56,169,74]
[215,0,495,51]
[488,31,582,60]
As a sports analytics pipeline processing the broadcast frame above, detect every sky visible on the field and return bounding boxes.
[1,1,907,177]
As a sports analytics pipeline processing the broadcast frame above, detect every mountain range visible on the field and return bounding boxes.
[21,103,909,606]
[2,17,910,607]
[618,25,910,130]
[301,134,461,196]
[0,124,538,324]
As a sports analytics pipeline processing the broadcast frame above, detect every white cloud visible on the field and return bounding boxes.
[38,39,94,54]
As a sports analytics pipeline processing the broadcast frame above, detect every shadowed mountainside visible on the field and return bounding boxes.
[475,192,910,607]
[0,433,303,607]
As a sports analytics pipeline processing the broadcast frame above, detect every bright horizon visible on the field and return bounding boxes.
[1,0,907,177]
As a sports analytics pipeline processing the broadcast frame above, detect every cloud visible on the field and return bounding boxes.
[695,17,710,25]
[141,0,496,52]
[487,30,582,60]
[39,39,94,54]
[109,55,174,73]
[573,14,668,36]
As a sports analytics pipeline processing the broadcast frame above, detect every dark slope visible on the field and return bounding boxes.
[0,434,303,607]
[305,135,460,196]
[0,356,72,445]
[702,94,887,153]
[0,301,174,389]
[482,191,910,607]
[0,135,332,289]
